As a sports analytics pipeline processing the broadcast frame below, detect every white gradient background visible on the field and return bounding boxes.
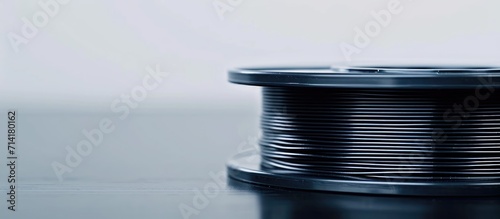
[1,0,500,111]
[0,1,500,218]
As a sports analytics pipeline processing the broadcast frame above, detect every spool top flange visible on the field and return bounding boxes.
[228,66,500,89]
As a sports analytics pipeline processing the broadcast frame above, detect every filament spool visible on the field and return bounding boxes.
[227,66,500,196]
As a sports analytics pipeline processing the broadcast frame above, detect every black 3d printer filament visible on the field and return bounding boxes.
[227,66,500,196]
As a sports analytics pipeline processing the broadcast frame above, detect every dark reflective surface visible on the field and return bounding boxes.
[2,112,499,219]
[229,178,500,219]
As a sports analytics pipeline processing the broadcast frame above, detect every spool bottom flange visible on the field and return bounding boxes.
[227,152,500,196]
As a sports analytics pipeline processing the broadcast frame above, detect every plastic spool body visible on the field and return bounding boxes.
[227,66,500,196]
